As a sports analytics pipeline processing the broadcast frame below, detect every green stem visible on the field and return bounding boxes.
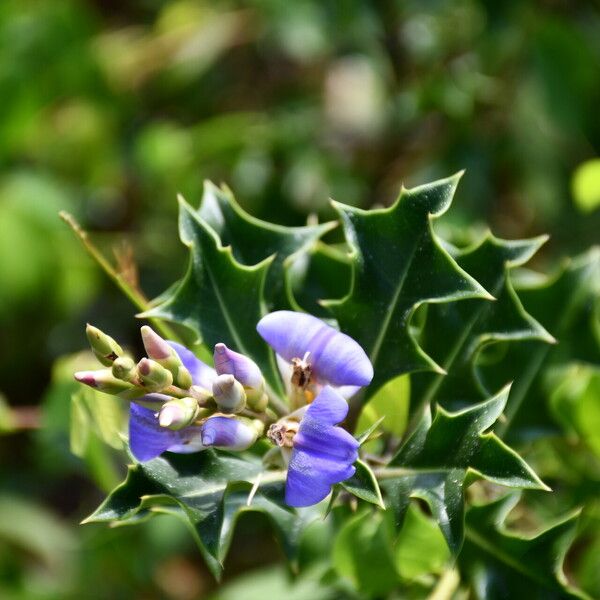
[60,211,182,343]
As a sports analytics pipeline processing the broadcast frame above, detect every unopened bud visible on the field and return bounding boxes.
[201,416,258,451]
[111,356,136,382]
[140,326,192,388]
[212,374,246,413]
[175,365,193,389]
[74,369,138,397]
[86,324,123,366]
[247,392,268,413]
[137,358,173,392]
[140,325,173,360]
[158,397,200,430]
[214,343,266,411]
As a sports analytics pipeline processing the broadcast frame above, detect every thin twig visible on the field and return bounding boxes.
[59,211,181,343]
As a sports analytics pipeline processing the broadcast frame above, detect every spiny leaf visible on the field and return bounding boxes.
[380,385,548,554]
[324,173,491,404]
[198,181,336,309]
[480,248,600,442]
[142,196,285,400]
[461,494,589,599]
[285,241,352,318]
[84,451,304,579]
[341,459,385,508]
[411,231,555,417]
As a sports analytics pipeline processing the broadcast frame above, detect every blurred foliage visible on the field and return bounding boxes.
[1,0,600,598]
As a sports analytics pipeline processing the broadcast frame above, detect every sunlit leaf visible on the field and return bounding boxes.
[324,173,491,407]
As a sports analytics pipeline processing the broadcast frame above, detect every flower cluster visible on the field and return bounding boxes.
[75,311,373,507]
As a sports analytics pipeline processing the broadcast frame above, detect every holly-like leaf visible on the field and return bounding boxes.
[460,494,589,599]
[142,196,285,399]
[480,248,600,442]
[324,173,492,404]
[341,459,385,508]
[285,242,352,318]
[198,181,336,309]
[380,385,548,554]
[411,232,555,417]
[84,451,305,579]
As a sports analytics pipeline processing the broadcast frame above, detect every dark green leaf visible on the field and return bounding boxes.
[84,451,304,579]
[411,232,555,417]
[199,181,335,309]
[483,248,600,442]
[285,242,352,318]
[341,459,385,508]
[380,385,547,554]
[143,196,285,401]
[461,494,589,599]
[324,173,491,405]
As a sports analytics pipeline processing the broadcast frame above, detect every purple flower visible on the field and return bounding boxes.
[257,311,373,389]
[129,403,206,461]
[214,342,263,390]
[283,386,359,507]
[129,341,259,461]
[130,406,258,461]
[258,311,370,506]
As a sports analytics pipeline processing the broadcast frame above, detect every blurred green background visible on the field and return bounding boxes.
[1,0,599,598]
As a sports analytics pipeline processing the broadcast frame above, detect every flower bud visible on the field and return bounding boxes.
[201,416,259,451]
[111,356,136,382]
[174,365,193,390]
[212,374,246,413]
[137,358,173,392]
[74,369,138,397]
[140,326,192,388]
[158,397,200,431]
[214,343,266,411]
[247,392,268,413]
[86,324,123,366]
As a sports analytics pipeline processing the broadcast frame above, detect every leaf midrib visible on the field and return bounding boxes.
[369,231,424,367]
[179,470,287,499]
[411,275,503,425]
[196,219,285,400]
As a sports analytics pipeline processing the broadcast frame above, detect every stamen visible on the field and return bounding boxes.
[267,421,299,447]
[291,354,312,389]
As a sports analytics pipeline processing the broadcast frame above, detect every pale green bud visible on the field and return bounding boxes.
[246,391,269,413]
[137,358,173,392]
[158,397,200,430]
[86,324,123,366]
[74,369,138,397]
[174,365,193,389]
[212,374,246,413]
[140,326,191,389]
[111,356,136,382]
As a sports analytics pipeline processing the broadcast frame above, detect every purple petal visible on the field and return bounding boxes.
[304,385,350,425]
[201,416,257,451]
[286,448,356,506]
[213,343,263,389]
[285,386,359,507]
[129,404,204,462]
[257,311,373,387]
[167,341,215,389]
